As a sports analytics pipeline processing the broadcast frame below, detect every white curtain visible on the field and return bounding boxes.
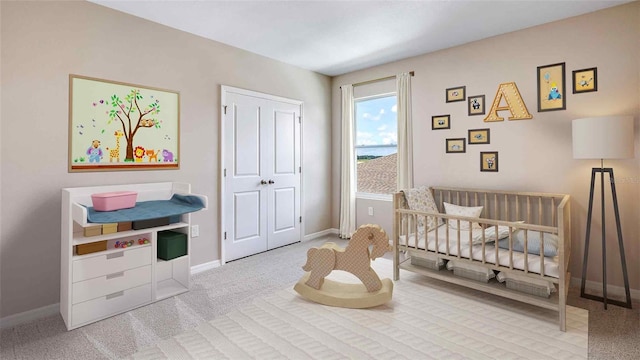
[339,84,356,239]
[396,72,414,191]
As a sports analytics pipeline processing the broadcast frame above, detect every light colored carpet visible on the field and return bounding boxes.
[130,259,588,360]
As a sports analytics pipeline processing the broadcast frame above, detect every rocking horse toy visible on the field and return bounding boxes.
[294,224,394,308]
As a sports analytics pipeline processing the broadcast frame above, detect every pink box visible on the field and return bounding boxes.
[91,191,137,211]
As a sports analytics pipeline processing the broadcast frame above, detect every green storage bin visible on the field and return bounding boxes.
[157,230,187,260]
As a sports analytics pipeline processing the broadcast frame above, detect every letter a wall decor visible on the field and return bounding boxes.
[69,75,180,172]
[484,82,533,122]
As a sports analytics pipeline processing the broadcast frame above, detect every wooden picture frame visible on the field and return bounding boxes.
[446,138,466,153]
[468,128,490,145]
[446,86,466,103]
[432,115,451,130]
[537,62,566,112]
[480,152,498,172]
[468,95,485,116]
[69,75,180,172]
[572,67,598,93]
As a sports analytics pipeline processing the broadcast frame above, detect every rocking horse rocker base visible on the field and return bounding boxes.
[294,274,393,309]
[294,224,394,309]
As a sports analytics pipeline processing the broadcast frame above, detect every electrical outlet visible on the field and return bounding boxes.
[368,207,374,216]
[191,225,199,238]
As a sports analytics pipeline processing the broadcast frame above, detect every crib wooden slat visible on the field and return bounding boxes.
[527,196,531,223]
[412,214,418,250]
[434,215,440,254]
[539,197,543,226]
[516,196,520,222]
[484,193,488,216]
[456,191,460,205]
[445,221,450,256]
[481,230,486,264]
[494,193,498,219]
[505,194,509,221]
[508,226,514,269]
[465,192,469,206]
[552,198,557,227]
[474,193,478,207]
[540,232,545,277]
[456,221,461,259]
[468,225,473,260]
[524,229,529,273]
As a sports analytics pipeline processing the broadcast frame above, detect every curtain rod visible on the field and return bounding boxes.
[342,71,415,88]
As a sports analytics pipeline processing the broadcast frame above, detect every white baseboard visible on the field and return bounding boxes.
[303,228,339,242]
[570,277,640,301]
[191,260,221,275]
[0,303,59,330]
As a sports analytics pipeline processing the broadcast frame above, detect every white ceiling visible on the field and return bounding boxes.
[90,0,630,76]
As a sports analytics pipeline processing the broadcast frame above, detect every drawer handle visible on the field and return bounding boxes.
[106,251,124,260]
[106,271,125,280]
[106,291,124,300]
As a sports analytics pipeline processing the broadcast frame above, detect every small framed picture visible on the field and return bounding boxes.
[572,67,597,93]
[432,115,451,130]
[446,138,466,153]
[537,62,566,112]
[480,152,498,172]
[468,128,490,145]
[446,86,466,103]
[467,95,485,116]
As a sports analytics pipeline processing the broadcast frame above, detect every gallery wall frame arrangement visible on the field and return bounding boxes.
[480,151,499,172]
[432,114,451,130]
[537,62,566,112]
[446,138,466,153]
[468,128,490,145]
[446,86,466,103]
[572,67,598,94]
[467,95,485,116]
[69,74,180,172]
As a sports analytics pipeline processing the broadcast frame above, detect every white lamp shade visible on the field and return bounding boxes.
[572,116,635,159]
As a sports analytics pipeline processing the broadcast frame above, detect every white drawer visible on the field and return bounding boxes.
[71,283,151,327]
[72,265,151,304]
[73,246,151,282]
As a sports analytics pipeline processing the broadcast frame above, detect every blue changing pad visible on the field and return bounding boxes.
[86,194,205,223]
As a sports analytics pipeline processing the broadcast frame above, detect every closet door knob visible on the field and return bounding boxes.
[260,180,268,185]
[268,180,275,184]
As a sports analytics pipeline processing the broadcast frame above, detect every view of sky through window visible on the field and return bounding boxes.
[355,95,397,150]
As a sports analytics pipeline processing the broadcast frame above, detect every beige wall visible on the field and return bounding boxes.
[332,3,640,292]
[0,1,332,318]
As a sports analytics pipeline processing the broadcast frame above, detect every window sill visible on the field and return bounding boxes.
[356,193,392,201]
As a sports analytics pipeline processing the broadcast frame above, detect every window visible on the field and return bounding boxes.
[354,94,397,195]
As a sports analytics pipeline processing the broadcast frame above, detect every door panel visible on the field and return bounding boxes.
[224,89,301,261]
[274,110,295,174]
[233,191,261,240]
[234,105,260,176]
[273,187,295,232]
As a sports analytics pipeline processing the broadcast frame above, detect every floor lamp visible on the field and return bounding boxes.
[572,116,634,309]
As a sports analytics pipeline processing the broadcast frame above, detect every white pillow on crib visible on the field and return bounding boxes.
[443,202,483,231]
[471,225,510,244]
[472,221,524,245]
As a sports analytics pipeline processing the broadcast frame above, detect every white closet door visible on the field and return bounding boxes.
[266,102,301,249]
[224,90,301,261]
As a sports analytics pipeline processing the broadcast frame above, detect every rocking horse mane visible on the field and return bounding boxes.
[347,224,389,260]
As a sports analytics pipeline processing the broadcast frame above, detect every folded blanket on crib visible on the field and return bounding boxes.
[86,194,205,223]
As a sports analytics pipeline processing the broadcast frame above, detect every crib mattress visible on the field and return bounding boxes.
[399,225,559,279]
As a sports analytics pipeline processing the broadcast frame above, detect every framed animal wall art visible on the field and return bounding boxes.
[446,86,466,103]
[446,138,466,153]
[69,75,180,172]
[480,151,499,172]
[432,115,451,130]
[537,62,566,112]
[468,95,485,116]
[572,67,597,93]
